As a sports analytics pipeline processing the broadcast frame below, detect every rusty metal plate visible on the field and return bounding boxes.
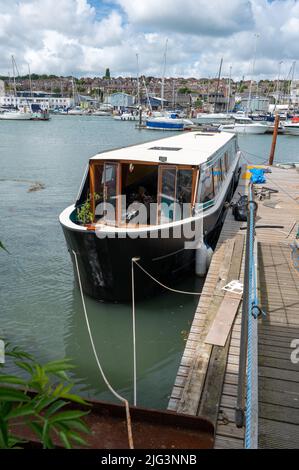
[13,398,214,449]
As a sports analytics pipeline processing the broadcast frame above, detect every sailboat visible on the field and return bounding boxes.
[145,41,194,131]
[0,109,32,120]
[220,34,268,135]
[0,56,32,120]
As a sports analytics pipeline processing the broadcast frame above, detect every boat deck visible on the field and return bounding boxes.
[168,164,299,449]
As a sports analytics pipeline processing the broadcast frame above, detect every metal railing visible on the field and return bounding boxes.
[235,183,259,449]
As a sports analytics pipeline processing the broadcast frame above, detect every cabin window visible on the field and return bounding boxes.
[199,167,214,203]
[158,166,194,223]
[88,161,195,226]
[159,166,177,223]
[212,160,222,194]
[90,162,119,224]
[93,164,104,216]
[121,163,158,225]
[103,163,118,222]
[175,169,193,220]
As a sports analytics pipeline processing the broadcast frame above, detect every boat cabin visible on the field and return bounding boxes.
[75,132,238,228]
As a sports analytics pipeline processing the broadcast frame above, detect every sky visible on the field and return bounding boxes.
[0,0,298,80]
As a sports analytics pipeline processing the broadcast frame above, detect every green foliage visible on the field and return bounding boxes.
[104,68,111,79]
[194,98,203,108]
[178,87,192,95]
[77,196,93,225]
[0,343,90,449]
[77,194,101,225]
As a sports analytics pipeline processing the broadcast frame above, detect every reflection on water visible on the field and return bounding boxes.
[0,116,298,409]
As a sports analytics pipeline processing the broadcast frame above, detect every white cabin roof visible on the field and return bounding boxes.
[90,131,235,166]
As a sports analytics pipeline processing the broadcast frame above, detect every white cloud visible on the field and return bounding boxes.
[116,0,254,36]
[0,0,298,79]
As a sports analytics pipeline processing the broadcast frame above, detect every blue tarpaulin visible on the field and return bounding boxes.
[250,168,266,184]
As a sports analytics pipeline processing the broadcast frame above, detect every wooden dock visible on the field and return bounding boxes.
[168,164,299,449]
[255,167,299,448]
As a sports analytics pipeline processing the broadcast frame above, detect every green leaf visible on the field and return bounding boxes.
[5,403,35,420]
[59,419,90,435]
[0,419,9,448]
[7,349,34,361]
[44,359,75,374]
[60,393,89,406]
[0,402,12,418]
[42,420,52,449]
[67,430,89,447]
[0,388,30,402]
[7,435,27,449]
[44,399,69,419]
[59,431,72,449]
[14,361,33,374]
[52,383,73,398]
[27,420,43,439]
[34,395,58,413]
[0,375,27,386]
[51,371,69,381]
[49,410,88,424]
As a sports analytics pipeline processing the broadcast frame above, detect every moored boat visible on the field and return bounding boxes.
[0,109,32,120]
[93,110,111,116]
[60,131,241,302]
[146,113,194,131]
[113,112,139,121]
[219,117,268,134]
[283,120,299,136]
[30,104,50,121]
[195,113,234,125]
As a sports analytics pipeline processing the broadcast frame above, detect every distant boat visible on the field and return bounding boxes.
[114,112,139,121]
[146,114,194,131]
[93,110,111,116]
[30,104,50,121]
[219,117,268,134]
[0,109,32,120]
[283,119,299,136]
[195,113,234,125]
[67,106,85,115]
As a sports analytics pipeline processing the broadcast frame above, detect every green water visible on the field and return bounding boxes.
[0,116,298,408]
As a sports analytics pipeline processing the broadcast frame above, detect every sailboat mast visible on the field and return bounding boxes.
[226,66,232,115]
[172,79,176,109]
[28,64,33,98]
[274,60,283,110]
[214,57,223,113]
[72,76,76,106]
[161,39,168,111]
[11,55,17,98]
[247,33,259,116]
[143,77,152,112]
[136,53,140,108]
[288,61,296,110]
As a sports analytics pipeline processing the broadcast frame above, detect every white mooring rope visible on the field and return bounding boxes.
[132,258,202,296]
[131,258,138,407]
[72,250,134,449]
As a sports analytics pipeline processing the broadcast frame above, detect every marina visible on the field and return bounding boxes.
[1,115,299,449]
[1,0,299,456]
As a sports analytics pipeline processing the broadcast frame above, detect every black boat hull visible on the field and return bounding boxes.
[61,168,239,302]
